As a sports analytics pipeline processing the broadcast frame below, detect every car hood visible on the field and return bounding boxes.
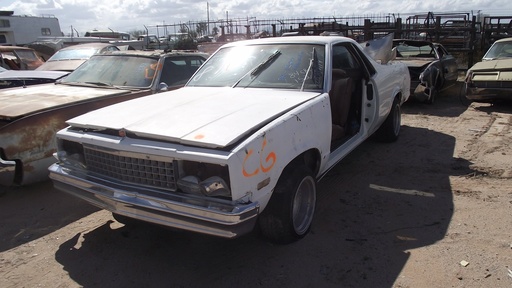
[68,87,320,148]
[37,60,86,72]
[469,58,512,72]
[0,83,132,119]
[0,70,69,80]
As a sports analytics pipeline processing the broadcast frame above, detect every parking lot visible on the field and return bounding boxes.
[1,86,511,288]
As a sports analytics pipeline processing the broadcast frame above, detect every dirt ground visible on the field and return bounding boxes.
[1,85,511,288]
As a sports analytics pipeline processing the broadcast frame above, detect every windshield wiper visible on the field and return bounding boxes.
[84,81,113,87]
[232,50,281,87]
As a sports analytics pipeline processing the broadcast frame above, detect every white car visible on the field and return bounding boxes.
[49,36,410,244]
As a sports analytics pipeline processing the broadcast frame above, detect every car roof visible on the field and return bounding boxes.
[0,45,39,52]
[57,42,118,51]
[493,37,512,44]
[218,35,359,48]
[95,49,209,59]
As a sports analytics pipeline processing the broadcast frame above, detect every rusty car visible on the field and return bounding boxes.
[393,39,458,104]
[465,37,512,103]
[0,45,45,70]
[36,42,120,72]
[0,43,120,89]
[0,49,208,187]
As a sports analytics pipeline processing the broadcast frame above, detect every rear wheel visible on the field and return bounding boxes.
[375,97,401,142]
[258,165,317,244]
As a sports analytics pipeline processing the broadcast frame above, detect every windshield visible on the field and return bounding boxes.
[483,41,512,60]
[62,55,158,88]
[187,44,325,90]
[49,48,100,61]
[395,43,435,58]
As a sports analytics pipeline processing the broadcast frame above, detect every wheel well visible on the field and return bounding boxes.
[284,149,321,177]
[395,91,403,103]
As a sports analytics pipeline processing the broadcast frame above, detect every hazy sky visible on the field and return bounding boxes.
[1,0,512,36]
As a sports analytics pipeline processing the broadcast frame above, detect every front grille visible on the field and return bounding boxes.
[83,146,178,191]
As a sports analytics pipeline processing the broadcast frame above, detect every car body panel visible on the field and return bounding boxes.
[49,35,410,238]
[67,87,319,148]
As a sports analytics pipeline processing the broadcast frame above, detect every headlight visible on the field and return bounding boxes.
[465,71,473,84]
[56,139,86,170]
[177,175,231,197]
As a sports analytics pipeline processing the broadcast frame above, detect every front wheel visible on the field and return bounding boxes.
[375,97,401,142]
[258,165,317,244]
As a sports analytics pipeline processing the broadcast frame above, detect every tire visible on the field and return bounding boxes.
[258,165,317,244]
[375,97,401,142]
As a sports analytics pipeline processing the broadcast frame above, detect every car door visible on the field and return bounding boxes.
[436,44,458,86]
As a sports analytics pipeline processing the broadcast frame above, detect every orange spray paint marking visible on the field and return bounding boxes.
[242,149,259,177]
[194,134,204,139]
[242,137,277,177]
[260,137,276,173]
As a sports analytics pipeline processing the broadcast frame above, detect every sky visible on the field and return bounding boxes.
[1,0,512,37]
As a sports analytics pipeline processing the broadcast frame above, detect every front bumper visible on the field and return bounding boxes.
[465,86,512,102]
[412,83,429,102]
[48,163,260,238]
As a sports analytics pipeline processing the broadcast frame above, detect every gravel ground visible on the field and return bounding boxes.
[1,86,511,288]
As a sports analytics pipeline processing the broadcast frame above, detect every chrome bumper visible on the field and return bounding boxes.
[466,87,512,102]
[48,163,260,238]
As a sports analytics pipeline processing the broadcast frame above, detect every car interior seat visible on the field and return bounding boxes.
[329,69,353,141]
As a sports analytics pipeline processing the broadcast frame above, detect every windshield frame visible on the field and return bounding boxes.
[187,43,326,91]
[61,54,159,89]
[482,40,512,60]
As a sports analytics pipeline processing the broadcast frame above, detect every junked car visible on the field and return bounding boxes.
[36,42,120,72]
[0,45,45,70]
[49,36,410,244]
[393,39,458,104]
[0,43,122,89]
[0,50,208,187]
[465,37,512,103]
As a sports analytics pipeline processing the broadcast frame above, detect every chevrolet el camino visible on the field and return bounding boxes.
[49,36,410,244]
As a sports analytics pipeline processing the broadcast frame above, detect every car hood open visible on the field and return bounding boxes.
[67,87,320,148]
[0,83,132,119]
